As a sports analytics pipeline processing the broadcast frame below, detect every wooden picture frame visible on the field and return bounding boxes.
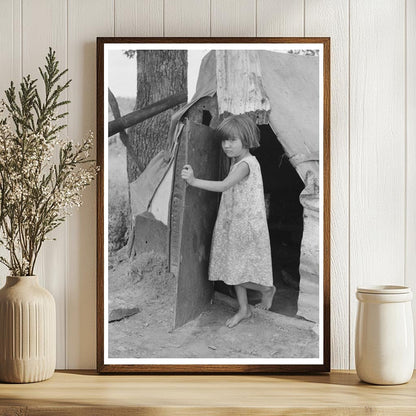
[97,37,330,373]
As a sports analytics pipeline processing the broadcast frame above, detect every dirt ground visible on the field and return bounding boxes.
[108,246,319,359]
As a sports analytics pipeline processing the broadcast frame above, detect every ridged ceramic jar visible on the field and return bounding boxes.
[0,276,56,383]
[355,285,414,385]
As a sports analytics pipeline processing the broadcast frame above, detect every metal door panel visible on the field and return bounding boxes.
[169,120,220,328]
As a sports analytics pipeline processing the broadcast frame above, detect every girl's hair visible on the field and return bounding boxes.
[215,114,260,149]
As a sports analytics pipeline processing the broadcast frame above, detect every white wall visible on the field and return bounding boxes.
[0,0,414,370]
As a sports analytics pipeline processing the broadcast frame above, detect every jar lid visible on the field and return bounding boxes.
[356,285,411,294]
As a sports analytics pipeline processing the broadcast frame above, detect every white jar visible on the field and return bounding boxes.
[355,285,414,385]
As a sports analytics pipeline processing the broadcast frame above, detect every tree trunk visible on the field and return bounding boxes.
[127,50,187,183]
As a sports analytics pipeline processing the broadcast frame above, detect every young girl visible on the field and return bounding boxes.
[181,114,275,328]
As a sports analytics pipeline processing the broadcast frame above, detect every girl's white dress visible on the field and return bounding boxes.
[209,154,273,287]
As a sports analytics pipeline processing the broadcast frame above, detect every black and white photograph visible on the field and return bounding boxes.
[97,38,330,373]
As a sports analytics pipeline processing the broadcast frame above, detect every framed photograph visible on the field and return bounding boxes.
[97,37,330,373]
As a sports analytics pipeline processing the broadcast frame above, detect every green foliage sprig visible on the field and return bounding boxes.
[0,48,97,276]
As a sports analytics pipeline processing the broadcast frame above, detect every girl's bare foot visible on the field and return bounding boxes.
[226,308,252,328]
[255,286,276,310]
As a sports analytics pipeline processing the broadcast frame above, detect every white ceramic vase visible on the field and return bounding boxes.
[355,285,414,385]
[0,276,56,383]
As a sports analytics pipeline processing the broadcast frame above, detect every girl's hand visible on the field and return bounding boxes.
[181,164,195,185]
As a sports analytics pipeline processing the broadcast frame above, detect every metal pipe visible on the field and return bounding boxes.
[108,92,187,137]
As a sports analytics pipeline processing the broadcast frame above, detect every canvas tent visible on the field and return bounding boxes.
[129,49,320,328]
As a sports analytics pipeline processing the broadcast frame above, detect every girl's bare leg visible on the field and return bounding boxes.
[241,282,276,310]
[226,285,252,328]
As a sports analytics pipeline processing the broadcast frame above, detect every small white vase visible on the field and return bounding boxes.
[0,276,56,383]
[355,285,414,385]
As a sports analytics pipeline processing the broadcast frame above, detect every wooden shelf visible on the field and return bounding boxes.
[0,370,415,415]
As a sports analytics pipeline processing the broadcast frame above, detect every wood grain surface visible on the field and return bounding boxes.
[22,0,68,369]
[165,0,210,37]
[349,0,406,369]
[67,0,113,370]
[211,0,256,37]
[305,0,350,371]
[115,0,163,37]
[257,0,304,37]
[0,371,415,415]
[406,0,416,366]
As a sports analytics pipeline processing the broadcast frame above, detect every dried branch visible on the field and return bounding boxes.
[0,48,97,276]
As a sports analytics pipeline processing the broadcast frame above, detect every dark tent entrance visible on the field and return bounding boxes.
[251,124,304,317]
[169,116,304,329]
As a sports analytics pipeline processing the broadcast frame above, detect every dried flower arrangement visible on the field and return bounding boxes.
[0,48,97,276]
